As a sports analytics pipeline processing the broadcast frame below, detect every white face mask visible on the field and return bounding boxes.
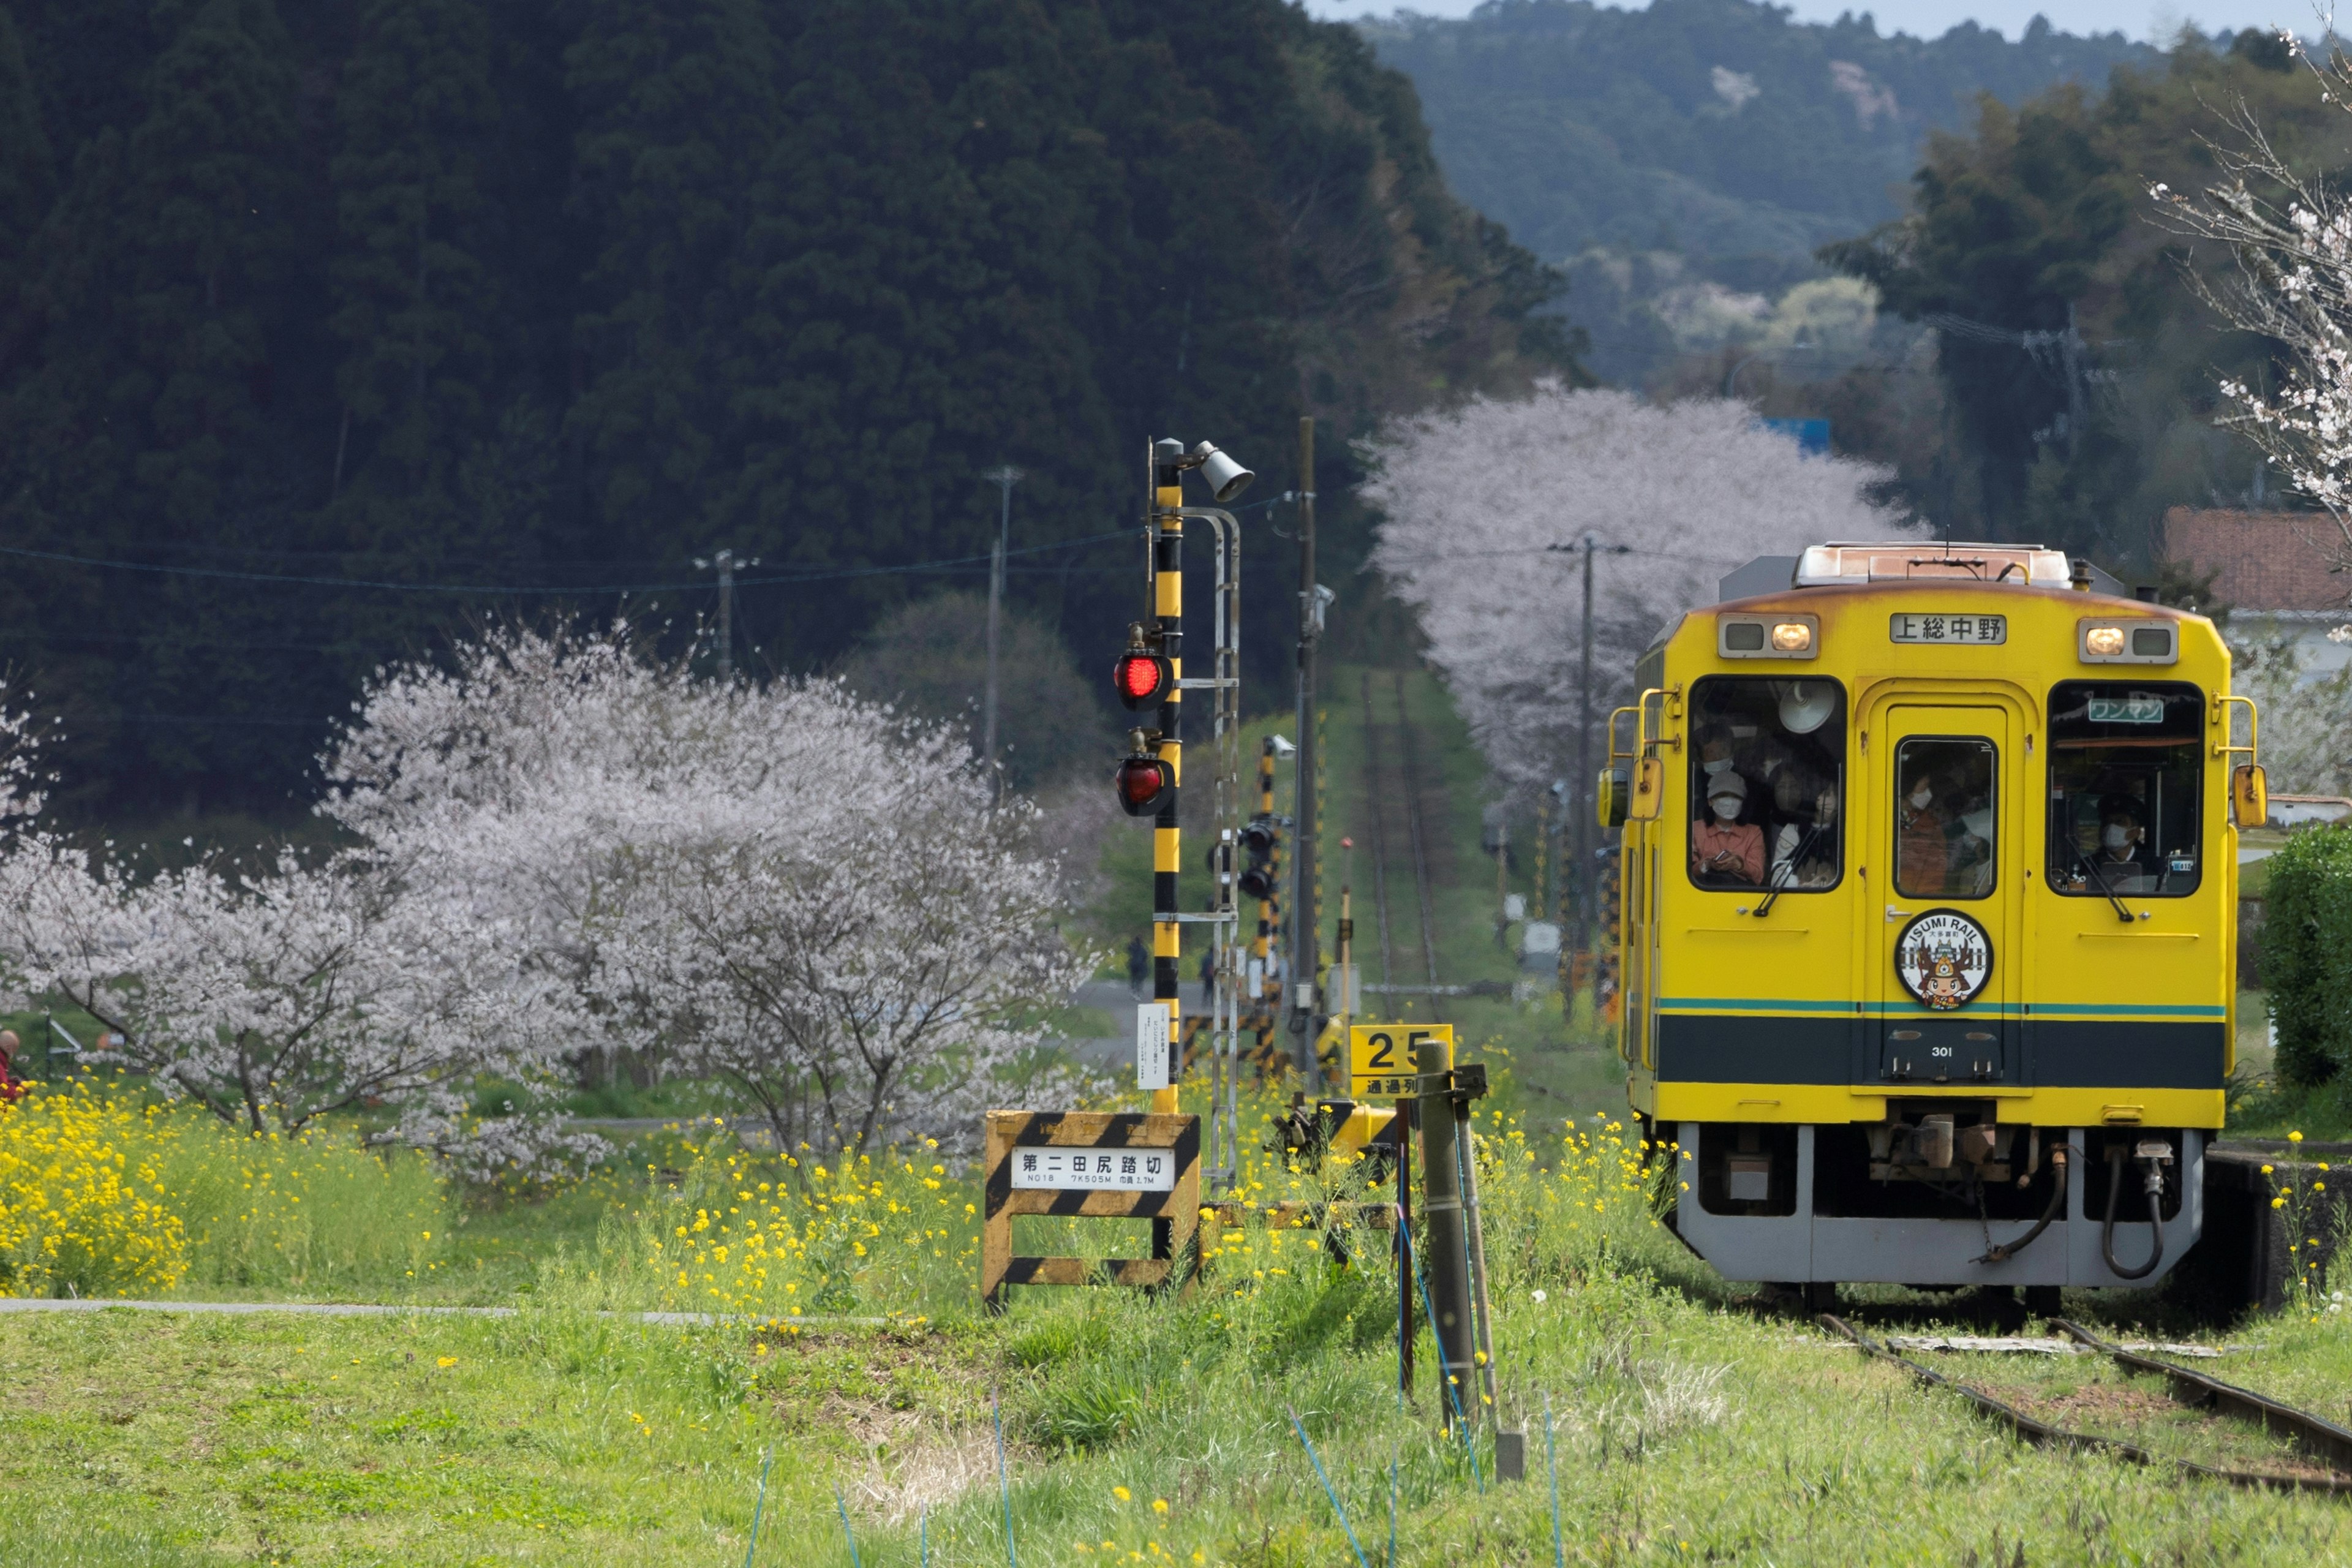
[1962,810,1993,842]
[1703,756,1735,775]
[2103,823,2132,850]
[1710,798,1740,823]
[1909,784,1932,810]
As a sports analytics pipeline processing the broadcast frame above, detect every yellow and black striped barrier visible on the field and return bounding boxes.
[980,1109,1200,1309]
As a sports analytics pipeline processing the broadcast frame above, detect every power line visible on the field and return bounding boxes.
[0,527,1137,597]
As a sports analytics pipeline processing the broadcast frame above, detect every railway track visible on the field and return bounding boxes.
[1356,671,1397,996]
[1355,671,1449,1023]
[1394,671,1447,1023]
[1820,1312,2352,1494]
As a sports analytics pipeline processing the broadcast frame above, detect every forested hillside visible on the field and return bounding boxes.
[0,0,1570,821]
[1825,31,2352,560]
[1368,0,2161,380]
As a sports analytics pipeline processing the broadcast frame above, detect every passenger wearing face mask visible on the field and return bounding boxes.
[1697,729,1739,785]
[1692,770,1763,885]
[2097,802,2154,892]
[1767,767,1812,888]
[1897,768,1951,894]
[1768,770,1841,889]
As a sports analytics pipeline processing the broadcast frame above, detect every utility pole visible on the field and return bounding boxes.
[1557,534,1627,968]
[1254,736,1285,1014]
[981,465,1023,794]
[694,548,760,683]
[1575,535,1596,962]
[1289,416,1322,1078]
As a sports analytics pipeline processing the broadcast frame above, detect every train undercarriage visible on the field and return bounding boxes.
[1665,1107,2201,1290]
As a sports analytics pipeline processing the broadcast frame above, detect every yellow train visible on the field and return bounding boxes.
[1601,541,2265,1300]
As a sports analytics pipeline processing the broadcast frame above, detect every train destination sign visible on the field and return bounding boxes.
[1890,612,2006,646]
[1008,1146,1178,1192]
[2087,693,2165,725]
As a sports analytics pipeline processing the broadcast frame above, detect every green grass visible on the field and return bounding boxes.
[10,1144,2352,1566]
[15,666,2352,1562]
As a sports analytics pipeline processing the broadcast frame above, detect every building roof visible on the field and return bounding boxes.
[2162,508,2349,613]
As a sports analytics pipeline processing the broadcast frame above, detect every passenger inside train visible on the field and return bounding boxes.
[2046,680,2204,897]
[1687,679,1845,891]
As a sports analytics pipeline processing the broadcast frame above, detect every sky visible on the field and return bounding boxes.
[1300,0,2315,44]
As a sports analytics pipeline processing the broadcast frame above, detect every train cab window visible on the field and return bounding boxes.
[1894,738,1997,899]
[1687,677,1845,892]
[2046,680,2203,897]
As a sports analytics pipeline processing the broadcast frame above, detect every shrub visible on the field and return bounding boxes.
[0,1082,451,1300]
[2260,823,2352,1085]
[0,1085,187,1298]
[159,1120,445,1292]
[598,1123,979,1321]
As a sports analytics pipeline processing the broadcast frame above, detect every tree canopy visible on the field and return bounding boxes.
[1824,31,2352,557]
[0,0,1573,821]
[1366,0,2159,380]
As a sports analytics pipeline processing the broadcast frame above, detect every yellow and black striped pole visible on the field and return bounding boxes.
[1151,443,1185,1121]
[1255,738,1278,1008]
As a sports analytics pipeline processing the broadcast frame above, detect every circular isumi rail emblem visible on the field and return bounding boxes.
[1895,908,1992,1011]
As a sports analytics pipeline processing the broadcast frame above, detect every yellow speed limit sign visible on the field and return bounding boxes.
[1349,1023,1452,1098]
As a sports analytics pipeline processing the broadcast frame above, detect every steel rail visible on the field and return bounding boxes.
[1392,671,1447,1025]
[1358,671,1399,996]
[2054,1317,2352,1476]
[1818,1313,2352,1495]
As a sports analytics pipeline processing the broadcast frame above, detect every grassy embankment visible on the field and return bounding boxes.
[4,1085,2351,1566]
[6,665,2352,1563]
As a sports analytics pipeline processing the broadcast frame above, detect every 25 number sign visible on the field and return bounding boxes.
[1348,1023,1453,1098]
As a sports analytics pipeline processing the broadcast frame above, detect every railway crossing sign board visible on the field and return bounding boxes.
[1349,1023,1453,1098]
[980,1109,1200,1308]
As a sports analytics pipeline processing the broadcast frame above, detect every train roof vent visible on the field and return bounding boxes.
[1794,542,2072,588]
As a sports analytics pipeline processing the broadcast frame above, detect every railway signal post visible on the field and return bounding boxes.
[1115,435,1253,1194]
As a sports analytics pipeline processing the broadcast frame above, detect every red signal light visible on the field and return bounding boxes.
[1115,752,1172,816]
[1115,652,1167,707]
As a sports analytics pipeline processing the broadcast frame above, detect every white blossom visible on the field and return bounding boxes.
[2154,59,2352,582]
[1362,383,1907,792]
[319,624,1096,1157]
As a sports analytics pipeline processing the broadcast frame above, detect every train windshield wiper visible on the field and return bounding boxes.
[1751,824,1822,918]
[2070,843,2138,924]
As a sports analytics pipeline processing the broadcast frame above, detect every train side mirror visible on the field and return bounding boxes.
[1596,767,1629,829]
[2233,763,2268,829]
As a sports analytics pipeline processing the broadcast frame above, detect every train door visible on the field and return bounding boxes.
[1871,704,2018,1082]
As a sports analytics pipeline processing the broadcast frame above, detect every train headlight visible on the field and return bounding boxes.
[1717,612,1818,660]
[2079,617,2179,664]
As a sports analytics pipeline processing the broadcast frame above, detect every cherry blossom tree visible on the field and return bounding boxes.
[320,624,1094,1156]
[0,682,584,1161]
[1362,383,1908,792]
[0,631,1088,1163]
[2154,41,2352,587]
[13,849,582,1153]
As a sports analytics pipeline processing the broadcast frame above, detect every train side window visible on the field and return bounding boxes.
[2046,681,2203,898]
[1687,676,1845,892]
[1894,737,1997,899]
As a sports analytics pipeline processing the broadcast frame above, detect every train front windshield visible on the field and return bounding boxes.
[2046,680,2203,897]
[1687,677,1845,892]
